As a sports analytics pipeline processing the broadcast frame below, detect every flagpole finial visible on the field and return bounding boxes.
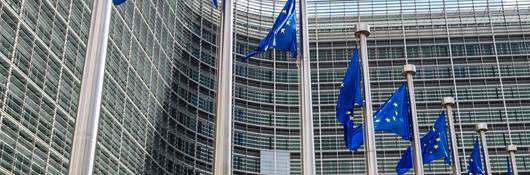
[355,23,371,37]
[402,64,416,76]
[475,123,488,132]
[442,97,455,106]
[506,144,517,152]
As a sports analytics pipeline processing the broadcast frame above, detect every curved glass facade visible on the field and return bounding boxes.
[93,1,218,174]
[95,1,218,174]
[0,0,529,175]
[0,0,219,174]
[234,0,530,174]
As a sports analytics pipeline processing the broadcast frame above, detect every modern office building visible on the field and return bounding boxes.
[0,0,529,174]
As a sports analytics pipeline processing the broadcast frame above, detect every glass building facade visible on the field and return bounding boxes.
[0,0,529,175]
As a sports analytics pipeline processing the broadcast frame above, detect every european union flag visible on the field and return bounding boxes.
[374,83,411,140]
[336,48,362,125]
[422,112,450,164]
[396,147,414,175]
[507,157,512,175]
[343,118,364,151]
[212,0,218,8]
[113,0,127,5]
[244,0,297,60]
[467,138,485,175]
[396,112,451,175]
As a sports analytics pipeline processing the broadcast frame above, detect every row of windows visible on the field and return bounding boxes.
[94,0,219,174]
[232,57,530,86]
[313,62,530,83]
[234,107,300,128]
[235,63,300,83]
[234,130,300,151]
[310,42,530,62]
[311,84,530,106]
[0,0,85,174]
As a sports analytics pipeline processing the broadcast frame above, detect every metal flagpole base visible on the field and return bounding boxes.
[442,97,455,106]
[507,144,518,175]
[441,97,461,175]
[355,23,371,37]
[402,64,423,175]
[475,123,488,132]
[356,23,378,175]
[475,123,491,175]
[506,144,517,152]
[402,64,416,75]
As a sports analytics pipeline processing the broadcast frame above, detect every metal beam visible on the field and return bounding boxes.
[442,97,461,175]
[356,23,379,175]
[507,144,518,175]
[298,0,316,174]
[213,0,234,174]
[476,123,492,175]
[68,0,112,174]
[402,64,424,175]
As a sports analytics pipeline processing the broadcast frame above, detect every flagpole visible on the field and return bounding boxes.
[476,123,492,175]
[298,0,316,174]
[68,0,112,174]
[402,64,424,175]
[355,23,379,174]
[506,144,518,175]
[213,0,234,174]
[441,97,461,175]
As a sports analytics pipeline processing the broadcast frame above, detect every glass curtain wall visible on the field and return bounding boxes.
[0,0,220,174]
[0,0,90,174]
[234,0,530,174]
[93,1,219,174]
[0,0,529,175]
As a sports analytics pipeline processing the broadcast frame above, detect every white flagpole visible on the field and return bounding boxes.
[476,123,492,175]
[298,0,316,174]
[506,144,518,175]
[356,23,379,174]
[402,64,424,175]
[441,97,461,175]
[213,0,234,174]
[68,0,112,174]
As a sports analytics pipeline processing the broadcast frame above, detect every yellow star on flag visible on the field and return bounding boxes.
[280,28,286,33]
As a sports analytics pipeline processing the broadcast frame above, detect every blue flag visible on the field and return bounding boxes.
[507,157,511,175]
[336,48,362,125]
[374,83,411,140]
[113,0,127,5]
[396,112,451,175]
[467,138,485,175]
[212,0,218,8]
[396,147,414,175]
[244,0,297,60]
[343,118,364,151]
